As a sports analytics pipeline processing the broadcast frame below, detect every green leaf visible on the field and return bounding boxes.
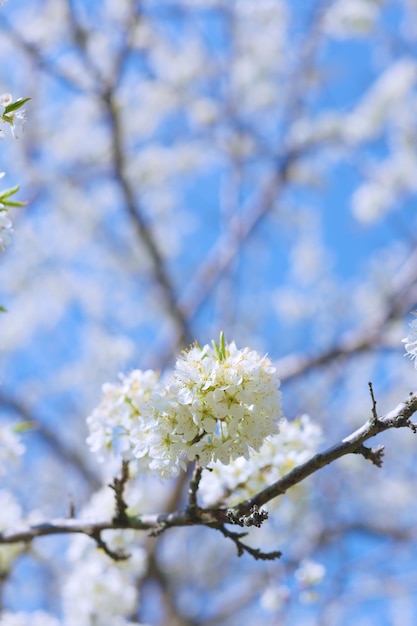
[219,331,226,360]
[3,97,30,115]
[212,331,227,362]
[1,113,13,124]
[13,421,35,434]
[0,185,21,199]
[0,185,26,207]
[1,199,27,208]
[211,338,221,361]
[0,306,6,313]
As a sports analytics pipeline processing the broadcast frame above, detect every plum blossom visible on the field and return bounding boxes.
[295,559,326,587]
[167,336,282,466]
[87,335,283,476]
[198,415,322,506]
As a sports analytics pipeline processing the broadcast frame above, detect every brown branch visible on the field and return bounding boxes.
[89,529,130,562]
[228,392,417,519]
[186,457,202,513]
[102,88,193,352]
[0,15,86,94]
[151,148,302,369]
[216,525,282,561]
[1,392,416,556]
[275,247,417,383]
[109,460,130,525]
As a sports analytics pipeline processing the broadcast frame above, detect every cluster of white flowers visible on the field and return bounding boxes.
[87,335,282,477]
[198,414,322,506]
[403,317,417,365]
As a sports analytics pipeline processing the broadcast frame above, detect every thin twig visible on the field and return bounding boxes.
[109,460,130,525]
[187,457,202,513]
[368,381,379,425]
[217,525,282,560]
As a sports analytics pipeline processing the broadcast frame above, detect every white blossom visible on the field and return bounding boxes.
[0,93,11,108]
[165,338,282,466]
[294,559,326,586]
[62,556,140,626]
[87,337,282,475]
[403,318,417,365]
[199,415,321,506]
[260,584,290,612]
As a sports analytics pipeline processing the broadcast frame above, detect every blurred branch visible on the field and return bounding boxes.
[1,391,416,554]
[102,88,193,351]
[0,16,86,94]
[146,555,199,626]
[152,147,302,367]
[319,520,416,545]
[276,246,417,382]
[151,1,335,366]
[0,391,101,490]
[138,463,195,625]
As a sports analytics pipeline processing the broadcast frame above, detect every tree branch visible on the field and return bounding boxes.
[228,392,417,519]
[275,247,417,383]
[102,88,193,352]
[1,392,416,556]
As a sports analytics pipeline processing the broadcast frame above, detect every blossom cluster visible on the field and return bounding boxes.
[198,414,322,506]
[87,336,282,477]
